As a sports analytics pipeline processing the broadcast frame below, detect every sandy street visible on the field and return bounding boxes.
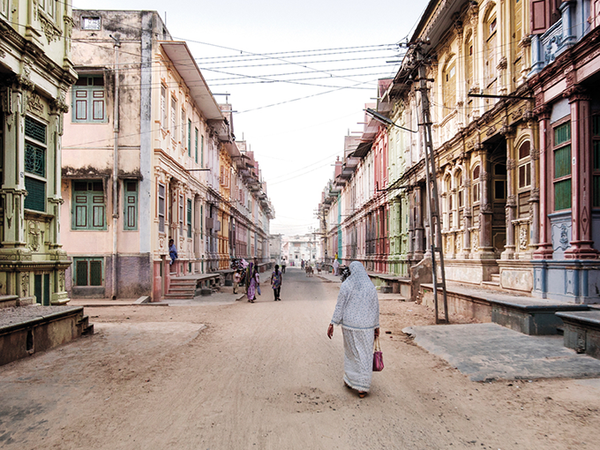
[1,267,600,449]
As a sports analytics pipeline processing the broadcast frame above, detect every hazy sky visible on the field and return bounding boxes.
[72,0,426,236]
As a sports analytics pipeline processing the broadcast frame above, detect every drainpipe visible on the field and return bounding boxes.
[110,34,121,300]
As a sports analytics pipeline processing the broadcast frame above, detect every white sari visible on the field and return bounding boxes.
[331,261,380,392]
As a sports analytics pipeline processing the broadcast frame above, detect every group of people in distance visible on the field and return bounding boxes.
[231,258,284,303]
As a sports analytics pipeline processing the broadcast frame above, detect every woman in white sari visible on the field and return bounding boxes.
[327,261,380,398]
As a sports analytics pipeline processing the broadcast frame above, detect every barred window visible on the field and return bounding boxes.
[74,257,103,286]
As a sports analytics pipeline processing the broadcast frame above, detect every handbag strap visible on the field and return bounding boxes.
[374,335,381,352]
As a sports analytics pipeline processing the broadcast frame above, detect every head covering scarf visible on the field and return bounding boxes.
[331,261,379,329]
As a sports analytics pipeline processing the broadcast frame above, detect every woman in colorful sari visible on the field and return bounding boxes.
[327,261,380,398]
[246,263,260,303]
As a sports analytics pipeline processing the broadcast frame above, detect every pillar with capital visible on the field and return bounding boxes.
[502,126,517,259]
[0,80,30,252]
[533,102,554,259]
[527,111,541,253]
[564,86,599,259]
[477,144,495,258]
[413,185,425,260]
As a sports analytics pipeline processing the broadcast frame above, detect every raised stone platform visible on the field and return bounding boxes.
[0,306,93,366]
[368,273,411,297]
[421,282,589,335]
[556,311,600,358]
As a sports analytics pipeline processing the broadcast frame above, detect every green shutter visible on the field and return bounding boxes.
[593,116,600,136]
[74,258,103,286]
[43,274,50,306]
[188,119,192,155]
[187,198,192,238]
[554,179,572,211]
[90,260,102,286]
[124,181,138,230]
[76,260,89,286]
[554,145,571,178]
[34,274,42,304]
[25,117,46,143]
[554,123,571,145]
[24,177,46,212]
[195,128,199,163]
[72,181,106,230]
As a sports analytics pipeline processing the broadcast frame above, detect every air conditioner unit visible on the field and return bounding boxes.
[206,217,214,229]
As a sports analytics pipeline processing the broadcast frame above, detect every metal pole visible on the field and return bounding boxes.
[414,42,449,324]
[111,35,121,300]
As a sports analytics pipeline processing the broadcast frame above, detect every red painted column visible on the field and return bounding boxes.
[565,88,599,259]
[534,107,554,259]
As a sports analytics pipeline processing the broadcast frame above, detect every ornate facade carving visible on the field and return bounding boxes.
[21,273,30,297]
[519,225,528,250]
[39,12,63,44]
[27,92,44,115]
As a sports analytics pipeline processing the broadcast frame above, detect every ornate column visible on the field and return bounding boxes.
[477,144,495,257]
[48,94,69,251]
[533,102,554,259]
[564,86,599,259]
[0,77,32,251]
[502,126,517,259]
[527,111,541,251]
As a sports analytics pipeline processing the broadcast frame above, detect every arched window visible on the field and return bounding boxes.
[456,170,464,209]
[465,34,474,89]
[473,165,481,203]
[443,59,456,110]
[484,8,498,94]
[518,141,531,188]
[513,0,523,44]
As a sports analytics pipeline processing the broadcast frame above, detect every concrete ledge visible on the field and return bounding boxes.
[0,295,20,309]
[369,273,411,296]
[134,296,151,304]
[556,311,600,358]
[0,306,87,366]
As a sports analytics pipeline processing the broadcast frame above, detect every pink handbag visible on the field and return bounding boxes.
[373,336,384,372]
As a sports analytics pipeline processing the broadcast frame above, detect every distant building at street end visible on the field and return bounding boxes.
[282,234,320,266]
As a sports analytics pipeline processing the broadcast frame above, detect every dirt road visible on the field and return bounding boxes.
[1,267,599,449]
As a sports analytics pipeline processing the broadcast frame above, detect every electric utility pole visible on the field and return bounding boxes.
[413,40,449,324]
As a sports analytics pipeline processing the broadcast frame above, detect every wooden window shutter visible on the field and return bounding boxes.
[594,0,600,29]
[531,0,549,34]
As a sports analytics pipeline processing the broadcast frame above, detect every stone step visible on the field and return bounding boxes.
[164,293,194,299]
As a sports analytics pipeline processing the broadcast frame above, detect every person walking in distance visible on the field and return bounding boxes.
[281,257,286,274]
[169,239,178,272]
[271,264,282,301]
[246,262,260,303]
[327,261,380,398]
[233,269,241,294]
